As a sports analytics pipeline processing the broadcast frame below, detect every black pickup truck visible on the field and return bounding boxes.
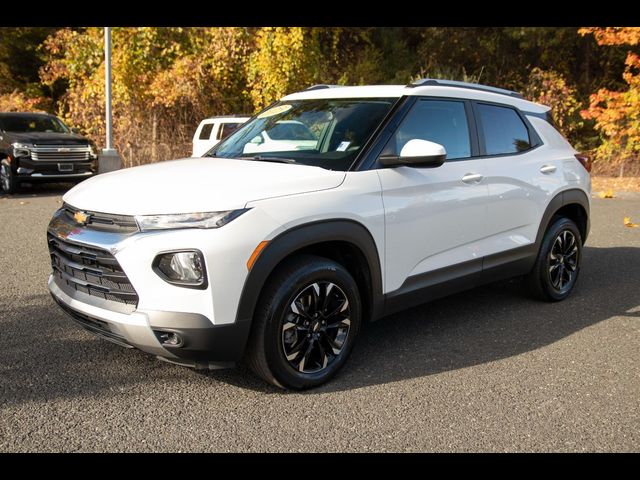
[0,112,98,194]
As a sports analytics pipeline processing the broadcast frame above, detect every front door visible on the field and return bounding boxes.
[376,98,489,294]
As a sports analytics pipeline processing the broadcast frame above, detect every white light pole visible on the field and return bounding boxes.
[99,26,122,173]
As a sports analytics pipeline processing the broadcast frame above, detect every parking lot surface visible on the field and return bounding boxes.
[0,184,639,452]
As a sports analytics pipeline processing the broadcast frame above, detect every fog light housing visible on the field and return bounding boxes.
[154,330,184,348]
[153,250,207,289]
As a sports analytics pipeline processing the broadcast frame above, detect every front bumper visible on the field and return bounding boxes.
[48,275,250,368]
[45,202,281,369]
[16,157,97,182]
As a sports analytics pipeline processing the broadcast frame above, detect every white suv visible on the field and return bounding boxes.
[47,80,591,390]
[192,116,249,157]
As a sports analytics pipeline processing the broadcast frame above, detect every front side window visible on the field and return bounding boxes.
[388,100,471,160]
[476,103,531,155]
[209,98,397,171]
[0,115,70,134]
[218,122,242,140]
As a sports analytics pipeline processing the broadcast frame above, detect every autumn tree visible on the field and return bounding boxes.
[245,27,327,110]
[40,28,229,165]
[0,27,57,112]
[579,27,640,175]
[19,26,637,172]
[523,67,584,145]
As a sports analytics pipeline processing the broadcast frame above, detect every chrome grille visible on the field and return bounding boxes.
[48,233,139,307]
[31,145,91,162]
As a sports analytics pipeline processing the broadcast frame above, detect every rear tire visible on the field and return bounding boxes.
[1,161,20,194]
[525,216,582,302]
[245,254,361,390]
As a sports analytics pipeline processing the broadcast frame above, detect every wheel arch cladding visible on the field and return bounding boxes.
[537,189,590,247]
[236,219,384,329]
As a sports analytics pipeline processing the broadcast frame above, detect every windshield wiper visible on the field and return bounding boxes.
[244,156,298,164]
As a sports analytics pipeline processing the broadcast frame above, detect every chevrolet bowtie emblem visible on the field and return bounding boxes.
[73,211,90,225]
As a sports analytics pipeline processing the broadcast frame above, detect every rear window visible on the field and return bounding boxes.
[199,123,214,140]
[476,103,531,155]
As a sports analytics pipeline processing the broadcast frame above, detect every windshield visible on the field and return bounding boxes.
[208,98,397,171]
[0,114,70,134]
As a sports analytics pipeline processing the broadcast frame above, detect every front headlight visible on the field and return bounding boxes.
[135,209,249,232]
[88,142,98,158]
[12,142,31,158]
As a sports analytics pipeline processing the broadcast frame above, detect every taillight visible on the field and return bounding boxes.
[574,153,591,173]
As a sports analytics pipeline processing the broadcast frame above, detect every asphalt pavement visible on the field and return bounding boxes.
[0,183,638,452]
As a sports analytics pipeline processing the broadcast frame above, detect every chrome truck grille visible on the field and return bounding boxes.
[31,144,91,162]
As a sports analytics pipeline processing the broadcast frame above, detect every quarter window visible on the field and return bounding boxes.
[476,104,531,155]
[390,100,471,160]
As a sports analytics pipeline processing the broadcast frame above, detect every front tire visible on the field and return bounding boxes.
[245,254,362,390]
[1,161,20,194]
[526,216,582,301]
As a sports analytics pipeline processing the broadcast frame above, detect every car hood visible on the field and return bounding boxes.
[64,157,346,215]
[7,132,89,145]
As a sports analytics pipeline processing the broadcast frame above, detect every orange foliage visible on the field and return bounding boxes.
[524,67,583,140]
[580,27,640,170]
[0,89,49,112]
[578,27,640,46]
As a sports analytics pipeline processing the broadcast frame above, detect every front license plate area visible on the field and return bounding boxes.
[58,163,74,172]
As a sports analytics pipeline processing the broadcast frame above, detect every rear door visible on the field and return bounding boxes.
[376,98,489,294]
[472,102,563,263]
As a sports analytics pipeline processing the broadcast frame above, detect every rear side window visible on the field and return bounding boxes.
[199,123,215,140]
[391,100,471,160]
[218,122,241,140]
[476,104,531,155]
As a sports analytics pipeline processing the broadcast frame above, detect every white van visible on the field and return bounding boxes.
[192,116,249,157]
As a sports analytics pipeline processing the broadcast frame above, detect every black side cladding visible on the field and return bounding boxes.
[236,219,384,326]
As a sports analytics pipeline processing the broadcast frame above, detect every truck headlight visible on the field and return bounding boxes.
[12,142,31,158]
[135,209,249,231]
[153,250,207,288]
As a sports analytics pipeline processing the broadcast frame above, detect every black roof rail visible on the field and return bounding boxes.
[305,84,344,91]
[407,78,524,99]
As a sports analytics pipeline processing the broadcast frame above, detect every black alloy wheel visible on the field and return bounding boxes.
[246,254,361,390]
[548,229,579,294]
[526,216,582,302]
[281,281,351,374]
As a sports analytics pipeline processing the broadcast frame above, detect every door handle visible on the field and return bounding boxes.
[540,165,557,174]
[462,173,483,184]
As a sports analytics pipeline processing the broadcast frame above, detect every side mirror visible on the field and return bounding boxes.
[70,127,81,134]
[250,135,264,145]
[379,139,446,168]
